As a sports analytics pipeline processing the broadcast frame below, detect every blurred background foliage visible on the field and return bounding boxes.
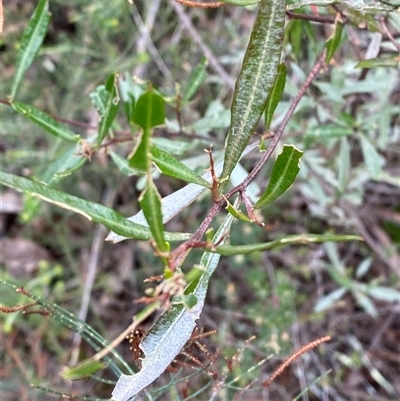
[1,0,400,400]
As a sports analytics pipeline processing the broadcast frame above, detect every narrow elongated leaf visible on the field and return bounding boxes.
[112,202,237,401]
[220,0,285,182]
[183,56,208,103]
[326,18,344,63]
[0,171,189,242]
[151,147,210,187]
[264,63,287,130]
[107,142,259,243]
[97,73,120,147]
[10,0,51,100]
[214,234,362,255]
[12,102,80,143]
[355,56,400,69]
[254,145,303,210]
[139,180,168,252]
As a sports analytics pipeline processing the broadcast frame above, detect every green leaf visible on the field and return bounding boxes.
[139,180,168,252]
[254,145,303,210]
[0,171,189,242]
[264,63,287,130]
[359,133,385,179]
[10,0,51,100]
[109,149,144,177]
[342,8,382,32]
[107,142,259,243]
[214,233,362,255]
[183,56,208,103]
[151,147,210,187]
[12,102,80,143]
[61,360,105,380]
[97,73,120,147]
[129,128,150,171]
[225,198,253,223]
[355,56,400,69]
[112,202,236,401]
[133,88,165,130]
[220,0,285,182]
[325,18,344,64]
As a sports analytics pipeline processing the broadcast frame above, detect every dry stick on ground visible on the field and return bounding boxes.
[169,49,327,269]
[262,336,331,388]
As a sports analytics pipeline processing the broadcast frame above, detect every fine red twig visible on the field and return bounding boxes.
[262,335,331,388]
[169,49,327,269]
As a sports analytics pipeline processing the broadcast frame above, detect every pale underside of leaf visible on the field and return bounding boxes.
[112,202,237,401]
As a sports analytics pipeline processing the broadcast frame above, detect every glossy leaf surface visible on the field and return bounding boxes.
[151,147,210,187]
[254,145,303,210]
[264,63,287,131]
[97,73,120,147]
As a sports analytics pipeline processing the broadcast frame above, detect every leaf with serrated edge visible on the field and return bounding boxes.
[0,171,189,242]
[220,0,285,182]
[112,201,237,401]
[254,145,303,210]
[10,0,51,100]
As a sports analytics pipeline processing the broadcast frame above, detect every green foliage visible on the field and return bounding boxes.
[1,0,399,400]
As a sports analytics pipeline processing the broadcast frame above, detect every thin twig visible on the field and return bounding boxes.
[286,11,335,24]
[170,50,327,267]
[262,336,331,388]
[171,1,236,90]
[380,17,400,51]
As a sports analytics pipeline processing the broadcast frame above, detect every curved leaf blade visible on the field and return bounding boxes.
[97,73,120,147]
[12,102,80,143]
[220,0,285,182]
[151,147,210,187]
[325,18,344,64]
[10,0,51,100]
[183,56,208,103]
[214,234,362,255]
[0,171,189,242]
[254,145,303,210]
[107,141,259,243]
[264,63,287,131]
[139,180,168,252]
[112,202,237,401]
